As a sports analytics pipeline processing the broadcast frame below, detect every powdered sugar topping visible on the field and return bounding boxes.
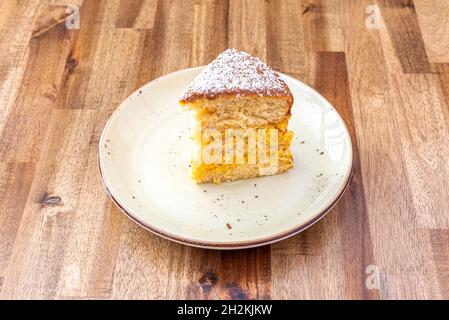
[180,49,291,101]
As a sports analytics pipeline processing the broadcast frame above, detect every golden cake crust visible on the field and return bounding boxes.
[179,49,293,108]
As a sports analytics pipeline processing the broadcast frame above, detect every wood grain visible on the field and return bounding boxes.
[378,0,431,73]
[0,0,41,133]
[0,21,75,162]
[343,0,442,299]
[116,0,157,29]
[378,7,449,229]
[266,0,306,79]
[301,0,345,52]
[1,0,449,299]
[0,163,35,288]
[229,0,266,59]
[414,0,449,63]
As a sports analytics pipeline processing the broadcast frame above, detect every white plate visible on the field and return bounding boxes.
[99,66,353,249]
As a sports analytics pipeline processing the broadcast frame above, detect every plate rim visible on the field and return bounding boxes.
[98,66,354,250]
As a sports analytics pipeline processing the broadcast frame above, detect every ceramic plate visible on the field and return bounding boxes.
[99,66,353,249]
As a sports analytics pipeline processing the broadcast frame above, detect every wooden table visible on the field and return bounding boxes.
[1,0,449,300]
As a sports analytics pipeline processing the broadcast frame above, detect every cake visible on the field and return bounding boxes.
[179,49,294,183]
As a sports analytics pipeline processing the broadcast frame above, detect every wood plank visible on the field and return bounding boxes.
[31,5,73,39]
[0,109,97,299]
[50,0,84,6]
[386,74,449,229]
[55,149,125,299]
[0,18,76,162]
[432,64,449,119]
[313,52,378,300]
[301,0,345,52]
[116,0,146,28]
[228,0,267,59]
[57,0,108,110]
[190,0,230,67]
[0,0,41,135]
[0,23,144,298]
[0,163,35,285]
[54,27,146,298]
[115,0,157,29]
[183,249,222,300]
[378,8,449,229]
[426,229,449,299]
[266,0,306,79]
[134,0,196,90]
[219,247,271,299]
[342,0,440,299]
[378,0,431,73]
[134,0,229,89]
[180,247,271,300]
[414,0,449,63]
[111,223,190,299]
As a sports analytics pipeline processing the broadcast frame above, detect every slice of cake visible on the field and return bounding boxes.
[179,49,294,183]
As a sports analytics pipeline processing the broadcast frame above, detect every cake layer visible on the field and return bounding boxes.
[182,95,292,130]
[191,127,293,184]
[192,157,293,184]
